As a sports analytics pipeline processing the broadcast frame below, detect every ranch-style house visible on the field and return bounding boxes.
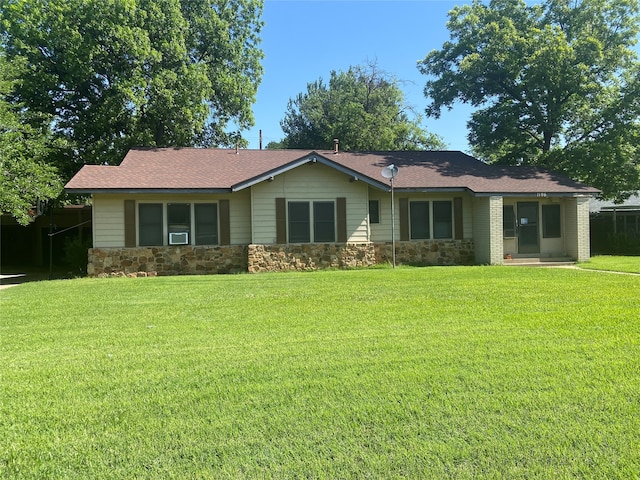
[65,147,599,276]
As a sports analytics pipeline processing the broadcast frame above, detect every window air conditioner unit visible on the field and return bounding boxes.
[169,232,189,245]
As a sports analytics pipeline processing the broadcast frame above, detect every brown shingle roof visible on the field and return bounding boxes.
[65,147,599,196]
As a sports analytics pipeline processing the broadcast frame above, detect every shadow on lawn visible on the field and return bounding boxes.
[0,266,78,289]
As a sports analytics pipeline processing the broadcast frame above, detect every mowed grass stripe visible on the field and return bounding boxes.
[1,267,639,478]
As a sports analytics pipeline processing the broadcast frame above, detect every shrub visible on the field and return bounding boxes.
[63,236,92,275]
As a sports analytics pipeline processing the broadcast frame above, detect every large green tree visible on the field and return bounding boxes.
[0,0,263,181]
[275,64,445,151]
[418,0,640,199]
[0,53,62,225]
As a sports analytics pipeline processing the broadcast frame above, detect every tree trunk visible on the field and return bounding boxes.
[543,131,552,153]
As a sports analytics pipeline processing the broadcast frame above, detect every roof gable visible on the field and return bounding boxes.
[64,147,599,196]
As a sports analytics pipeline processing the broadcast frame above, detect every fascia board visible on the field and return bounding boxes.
[471,191,597,198]
[393,187,469,194]
[231,154,319,192]
[232,152,390,192]
[65,188,232,195]
[313,155,390,190]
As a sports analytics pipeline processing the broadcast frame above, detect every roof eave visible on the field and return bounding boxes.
[232,151,390,192]
[472,191,599,197]
[393,187,470,194]
[231,153,319,191]
[65,188,232,195]
[313,153,390,190]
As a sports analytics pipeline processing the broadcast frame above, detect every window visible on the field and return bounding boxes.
[410,201,430,239]
[139,204,163,246]
[286,201,336,243]
[288,202,310,243]
[137,202,221,246]
[433,201,452,239]
[503,205,516,237]
[542,204,561,238]
[369,200,380,224]
[195,203,218,245]
[167,203,190,244]
[314,201,335,242]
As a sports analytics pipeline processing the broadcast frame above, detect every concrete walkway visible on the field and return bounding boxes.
[0,269,63,290]
[0,273,27,290]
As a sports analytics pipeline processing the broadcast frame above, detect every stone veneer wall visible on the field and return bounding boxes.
[88,240,475,277]
[88,245,248,277]
[247,243,377,273]
[375,239,475,266]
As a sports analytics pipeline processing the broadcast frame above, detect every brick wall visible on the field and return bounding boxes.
[575,197,591,261]
[488,196,505,265]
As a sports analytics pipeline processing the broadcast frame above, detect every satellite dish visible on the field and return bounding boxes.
[381,164,398,179]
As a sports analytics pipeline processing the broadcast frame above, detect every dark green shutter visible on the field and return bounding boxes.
[219,199,230,245]
[337,197,347,242]
[399,198,409,241]
[276,198,286,244]
[124,200,136,247]
[454,197,463,239]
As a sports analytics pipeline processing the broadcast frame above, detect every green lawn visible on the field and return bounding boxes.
[580,255,640,274]
[2,267,639,479]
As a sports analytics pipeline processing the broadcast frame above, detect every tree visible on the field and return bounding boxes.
[276,63,445,151]
[0,0,264,181]
[0,53,62,225]
[418,0,640,199]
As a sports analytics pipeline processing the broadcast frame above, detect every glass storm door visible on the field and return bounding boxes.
[517,202,540,254]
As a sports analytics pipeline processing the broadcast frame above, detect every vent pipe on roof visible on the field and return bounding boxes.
[333,138,339,154]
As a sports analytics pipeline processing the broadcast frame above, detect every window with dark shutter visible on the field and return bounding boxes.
[410,201,430,239]
[167,204,190,245]
[454,197,463,239]
[195,203,218,245]
[314,201,335,242]
[369,200,379,224]
[139,204,163,246]
[124,200,136,247]
[503,205,516,237]
[276,198,286,244]
[288,202,310,243]
[219,200,230,245]
[399,198,409,241]
[542,204,561,238]
[337,197,347,242]
[433,201,453,239]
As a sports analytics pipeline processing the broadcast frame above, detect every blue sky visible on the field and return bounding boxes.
[244,1,640,151]
[244,0,475,151]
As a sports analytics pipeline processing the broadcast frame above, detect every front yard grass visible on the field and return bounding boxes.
[580,254,640,274]
[1,266,639,479]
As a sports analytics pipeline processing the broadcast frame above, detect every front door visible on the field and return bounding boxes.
[517,202,540,254]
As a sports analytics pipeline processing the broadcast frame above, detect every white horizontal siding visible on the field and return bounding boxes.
[228,192,251,244]
[369,189,392,242]
[92,192,251,247]
[93,195,125,247]
[472,197,489,263]
[251,164,369,244]
[462,195,473,239]
[371,191,473,243]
